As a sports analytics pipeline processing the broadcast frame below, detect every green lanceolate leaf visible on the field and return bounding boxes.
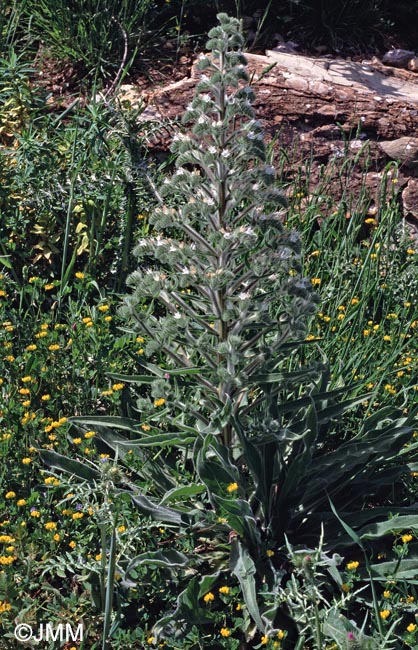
[39,450,100,481]
[70,415,143,432]
[130,493,189,526]
[159,484,206,505]
[358,515,418,540]
[125,549,190,574]
[230,538,265,633]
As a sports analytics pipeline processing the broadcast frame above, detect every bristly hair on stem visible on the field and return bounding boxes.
[121,13,319,447]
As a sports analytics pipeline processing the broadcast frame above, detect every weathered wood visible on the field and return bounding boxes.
[120,51,418,230]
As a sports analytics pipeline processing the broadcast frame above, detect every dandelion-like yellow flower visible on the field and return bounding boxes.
[311,278,321,286]
[383,590,391,598]
[402,534,413,544]
[84,431,95,439]
[98,305,109,312]
[69,541,76,549]
[407,623,417,633]
[75,272,85,279]
[48,344,60,351]
[16,499,26,506]
[219,586,230,594]
[0,601,11,613]
[261,635,269,645]
[220,628,231,637]
[5,492,16,499]
[154,398,166,407]
[21,458,32,465]
[277,630,285,640]
[203,592,215,603]
[44,522,57,531]
[380,610,390,620]
[346,561,359,570]
[227,482,238,493]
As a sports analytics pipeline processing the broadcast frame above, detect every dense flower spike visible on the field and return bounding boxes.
[122,13,319,445]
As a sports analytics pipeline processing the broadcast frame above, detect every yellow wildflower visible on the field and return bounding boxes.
[203,592,215,603]
[346,561,359,570]
[227,482,238,493]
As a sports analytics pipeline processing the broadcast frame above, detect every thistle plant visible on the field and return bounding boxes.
[122,13,319,448]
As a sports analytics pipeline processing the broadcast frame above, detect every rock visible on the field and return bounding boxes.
[378,137,418,166]
[408,57,418,72]
[382,49,415,69]
[402,179,418,220]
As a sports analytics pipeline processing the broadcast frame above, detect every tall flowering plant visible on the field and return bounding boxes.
[121,13,318,449]
[43,13,418,648]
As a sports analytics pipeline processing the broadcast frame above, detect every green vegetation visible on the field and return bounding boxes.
[1,4,418,650]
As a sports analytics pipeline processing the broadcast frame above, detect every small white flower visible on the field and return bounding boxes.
[238,292,250,300]
[181,267,190,275]
[174,312,182,319]
[221,149,230,158]
[197,115,206,124]
[208,146,217,154]
[201,94,211,103]
[211,120,223,127]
